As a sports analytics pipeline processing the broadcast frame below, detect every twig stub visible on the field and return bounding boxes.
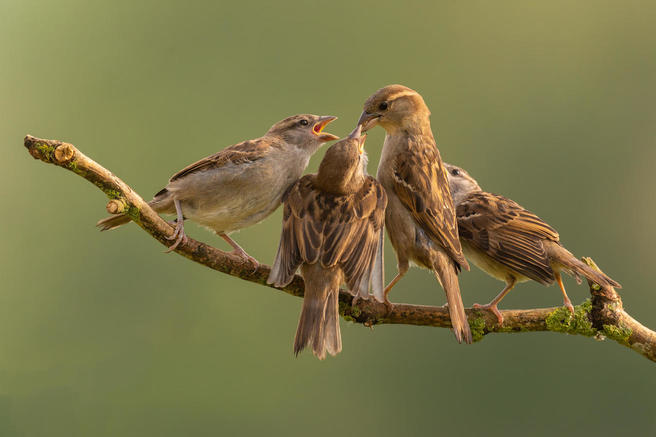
[54,143,75,164]
[106,199,127,214]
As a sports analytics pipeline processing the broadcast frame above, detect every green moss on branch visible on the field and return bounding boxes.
[545,300,596,337]
[602,324,632,345]
[469,317,487,342]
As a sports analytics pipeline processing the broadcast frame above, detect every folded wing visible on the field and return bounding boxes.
[456,192,559,285]
[168,138,271,182]
[391,145,469,270]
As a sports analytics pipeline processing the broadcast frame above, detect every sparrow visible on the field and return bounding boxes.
[358,85,472,344]
[97,114,338,261]
[445,163,621,324]
[267,125,387,360]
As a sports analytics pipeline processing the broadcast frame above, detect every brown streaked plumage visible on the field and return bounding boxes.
[268,126,387,359]
[358,84,472,344]
[446,163,621,324]
[96,114,338,261]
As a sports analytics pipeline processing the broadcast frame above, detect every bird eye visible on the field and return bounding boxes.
[451,169,460,176]
[299,119,309,126]
[378,102,388,111]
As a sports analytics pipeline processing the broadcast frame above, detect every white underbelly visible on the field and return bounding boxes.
[188,189,282,233]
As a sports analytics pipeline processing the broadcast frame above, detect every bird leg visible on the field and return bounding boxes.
[383,274,403,301]
[219,233,259,268]
[555,271,575,315]
[164,199,188,253]
[473,278,516,325]
[382,264,409,311]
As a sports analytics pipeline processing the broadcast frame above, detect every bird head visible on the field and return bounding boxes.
[444,163,482,205]
[268,114,339,150]
[316,125,368,194]
[357,84,430,133]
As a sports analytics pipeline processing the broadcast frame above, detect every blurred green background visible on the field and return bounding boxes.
[2,0,655,435]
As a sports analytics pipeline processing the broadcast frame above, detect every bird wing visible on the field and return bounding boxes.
[268,175,387,294]
[456,192,559,284]
[168,138,271,182]
[391,145,468,269]
[336,177,387,296]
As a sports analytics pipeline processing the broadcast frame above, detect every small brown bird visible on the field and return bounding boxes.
[445,163,621,324]
[358,85,472,344]
[97,115,338,260]
[267,125,387,359]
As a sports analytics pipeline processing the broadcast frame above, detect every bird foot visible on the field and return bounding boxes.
[352,295,367,308]
[164,221,187,253]
[383,298,394,314]
[473,302,504,326]
[564,301,575,316]
[351,296,377,329]
[229,248,259,272]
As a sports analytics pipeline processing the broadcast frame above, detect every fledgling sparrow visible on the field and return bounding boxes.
[358,85,472,344]
[97,114,338,262]
[445,163,621,324]
[267,126,387,360]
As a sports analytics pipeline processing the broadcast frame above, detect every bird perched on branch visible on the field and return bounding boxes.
[357,84,472,344]
[267,125,387,360]
[445,163,621,325]
[97,114,338,261]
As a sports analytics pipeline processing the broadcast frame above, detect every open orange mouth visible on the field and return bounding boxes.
[313,116,339,142]
[358,134,367,154]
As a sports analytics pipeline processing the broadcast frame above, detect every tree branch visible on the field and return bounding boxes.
[23,135,656,363]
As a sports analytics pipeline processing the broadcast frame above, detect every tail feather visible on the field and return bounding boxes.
[547,243,621,289]
[294,292,328,359]
[322,289,342,357]
[96,214,132,231]
[96,189,172,232]
[294,265,342,359]
[562,256,621,289]
[434,253,473,344]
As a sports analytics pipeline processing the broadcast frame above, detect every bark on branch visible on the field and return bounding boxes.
[23,135,656,363]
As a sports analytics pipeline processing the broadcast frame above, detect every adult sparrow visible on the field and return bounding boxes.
[445,163,621,324]
[97,114,338,261]
[267,126,387,359]
[358,85,472,344]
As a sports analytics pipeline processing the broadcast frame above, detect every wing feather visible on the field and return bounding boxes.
[390,142,468,269]
[169,138,272,182]
[456,192,559,285]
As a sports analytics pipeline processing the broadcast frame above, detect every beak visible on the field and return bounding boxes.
[347,125,367,154]
[357,110,380,132]
[313,116,339,142]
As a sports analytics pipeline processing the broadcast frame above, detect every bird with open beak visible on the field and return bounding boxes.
[358,84,472,344]
[445,163,621,325]
[97,114,338,262]
[268,125,387,359]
